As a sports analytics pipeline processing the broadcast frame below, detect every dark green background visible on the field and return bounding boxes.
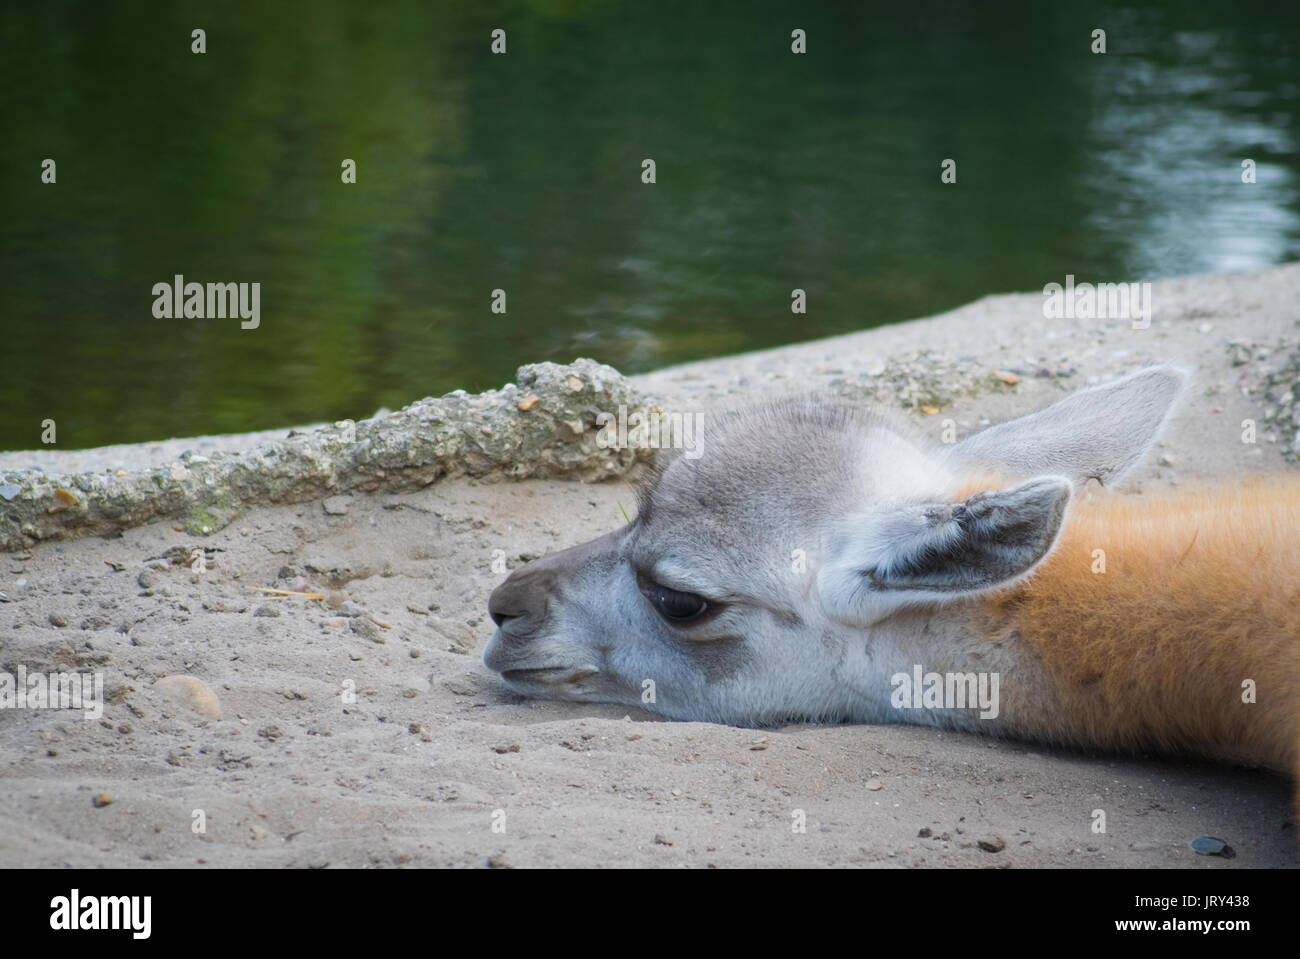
[2,0,1298,449]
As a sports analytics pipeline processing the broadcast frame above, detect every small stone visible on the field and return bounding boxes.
[350,617,383,642]
[653,834,674,846]
[978,837,1007,853]
[254,604,281,618]
[1158,454,1175,467]
[49,489,79,513]
[918,827,933,838]
[156,675,222,719]
[1191,836,1234,858]
[48,612,69,628]
[518,395,540,411]
[169,463,190,482]
[92,793,114,808]
[338,601,364,617]
[322,496,351,516]
[864,779,883,791]
[0,484,20,501]
[258,725,285,741]
[491,744,521,754]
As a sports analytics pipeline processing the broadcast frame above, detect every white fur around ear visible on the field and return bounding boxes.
[819,476,1072,626]
[943,365,1188,487]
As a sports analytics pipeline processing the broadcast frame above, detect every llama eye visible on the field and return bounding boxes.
[644,582,708,623]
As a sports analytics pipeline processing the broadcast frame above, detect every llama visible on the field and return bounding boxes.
[483,367,1300,792]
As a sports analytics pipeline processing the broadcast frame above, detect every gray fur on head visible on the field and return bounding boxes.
[484,366,1185,727]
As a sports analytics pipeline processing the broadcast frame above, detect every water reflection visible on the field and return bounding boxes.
[0,0,1297,448]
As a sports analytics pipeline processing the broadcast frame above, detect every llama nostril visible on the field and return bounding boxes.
[489,607,518,628]
[488,594,518,628]
[487,552,567,633]
[489,576,538,630]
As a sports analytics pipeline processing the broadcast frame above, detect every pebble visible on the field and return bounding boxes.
[350,617,383,642]
[978,837,1007,853]
[253,604,281,618]
[156,675,223,719]
[864,779,883,791]
[92,793,114,808]
[1190,836,1234,858]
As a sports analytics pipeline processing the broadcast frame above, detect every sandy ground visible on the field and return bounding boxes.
[2,263,1298,868]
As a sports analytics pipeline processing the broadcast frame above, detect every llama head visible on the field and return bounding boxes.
[483,366,1186,725]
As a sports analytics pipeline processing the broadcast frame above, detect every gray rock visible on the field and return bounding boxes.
[1190,836,1235,857]
[0,359,651,552]
[350,617,383,642]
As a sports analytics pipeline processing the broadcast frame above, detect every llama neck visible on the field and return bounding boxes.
[970,481,1300,773]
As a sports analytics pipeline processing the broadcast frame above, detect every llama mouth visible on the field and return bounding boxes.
[501,667,599,687]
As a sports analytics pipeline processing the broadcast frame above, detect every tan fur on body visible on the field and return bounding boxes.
[983,480,1300,777]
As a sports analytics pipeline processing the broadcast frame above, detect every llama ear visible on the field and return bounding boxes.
[944,365,1187,487]
[819,476,1072,625]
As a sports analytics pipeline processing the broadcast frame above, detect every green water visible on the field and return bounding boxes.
[2,0,1298,450]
